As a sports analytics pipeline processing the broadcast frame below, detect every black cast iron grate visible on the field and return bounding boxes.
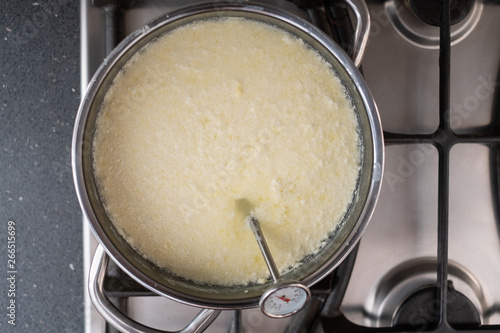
[91,0,500,332]
[319,0,500,332]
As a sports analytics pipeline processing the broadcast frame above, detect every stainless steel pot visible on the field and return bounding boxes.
[72,1,383,332]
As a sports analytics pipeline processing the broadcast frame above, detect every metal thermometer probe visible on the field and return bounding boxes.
[247,217,311,318]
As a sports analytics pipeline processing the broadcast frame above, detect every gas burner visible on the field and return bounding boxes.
[393,282,481,330]
[361,258,488,327]
[385,0,483,48]
[409,0,475,26]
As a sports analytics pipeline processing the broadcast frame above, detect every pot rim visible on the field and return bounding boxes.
[72,1,384,310]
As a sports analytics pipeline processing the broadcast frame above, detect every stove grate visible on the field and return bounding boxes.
[88,0,500,332]
[320,0,500,331]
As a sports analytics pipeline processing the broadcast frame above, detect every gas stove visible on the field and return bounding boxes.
[80,0,500,332]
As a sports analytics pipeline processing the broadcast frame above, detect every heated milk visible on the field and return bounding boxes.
[93,18,360,285]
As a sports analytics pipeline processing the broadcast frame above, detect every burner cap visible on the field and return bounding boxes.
[386,0,483,49]
[409,0,475,26]
[393,282,480,330]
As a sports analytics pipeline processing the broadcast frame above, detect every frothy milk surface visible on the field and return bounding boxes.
[93,18,360,285]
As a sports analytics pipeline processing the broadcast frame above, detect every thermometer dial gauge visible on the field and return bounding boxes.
[259,281,311,318]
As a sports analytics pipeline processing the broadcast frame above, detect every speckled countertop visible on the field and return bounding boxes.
[1,2,84,332]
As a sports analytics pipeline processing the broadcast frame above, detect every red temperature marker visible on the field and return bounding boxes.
[277,295,291,303]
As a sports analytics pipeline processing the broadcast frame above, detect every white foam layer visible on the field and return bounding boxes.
[93,18,360,285]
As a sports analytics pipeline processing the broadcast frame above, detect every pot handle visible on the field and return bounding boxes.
[344,0,371,68]
[89,245,222,333]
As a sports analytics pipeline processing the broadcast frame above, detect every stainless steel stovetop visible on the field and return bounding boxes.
[80,0,500,332]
